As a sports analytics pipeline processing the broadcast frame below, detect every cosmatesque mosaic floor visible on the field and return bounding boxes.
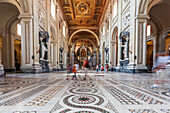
[0,71,170,113]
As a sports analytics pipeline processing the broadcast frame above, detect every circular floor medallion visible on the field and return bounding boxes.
[72,95,96,104]
[76,88,92,92]
[72,83,95,88]
[74,111,95,113]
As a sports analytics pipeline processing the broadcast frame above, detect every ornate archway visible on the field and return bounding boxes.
[68,29,100,46]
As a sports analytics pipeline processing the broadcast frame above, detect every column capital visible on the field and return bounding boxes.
[135,14,149,20]
[68,45,72,48]
[0,30,5,38]
[18,14,33,20]
[107,14,111,17]
[111,41,117,44]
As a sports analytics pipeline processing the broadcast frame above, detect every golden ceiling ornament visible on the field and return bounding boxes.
[77,1,89,14]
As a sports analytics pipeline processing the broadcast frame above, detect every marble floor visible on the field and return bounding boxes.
[0,71,170,113]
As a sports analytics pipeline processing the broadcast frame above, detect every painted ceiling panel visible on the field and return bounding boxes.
[60,0,107,27]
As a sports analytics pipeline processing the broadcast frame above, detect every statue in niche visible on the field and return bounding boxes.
[106,53,109,63]
[39,31,49,60]
[119,32,129,60]
[119,31,130,67]
[124,46,127,59]
[87,48,91,55]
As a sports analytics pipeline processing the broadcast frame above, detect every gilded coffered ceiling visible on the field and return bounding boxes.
[59,0,107,28]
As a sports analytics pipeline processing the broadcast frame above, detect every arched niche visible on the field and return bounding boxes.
[111,27,118,66]
[119,31,130,67]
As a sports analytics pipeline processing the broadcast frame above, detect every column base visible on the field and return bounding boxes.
[32,64,42,73]
[48,64,53,72]
[4,68,16,72]
[0,65,4,76]
[40,60,50,73]
[115,63,148,73]
[21,64,42,73]
[53,66,58,71]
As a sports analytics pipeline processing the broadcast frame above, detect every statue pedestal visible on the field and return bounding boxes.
[32,63,42,73]
[115,63,148,73]
[53,66,58,71]
[40,60,50,72]
[0,64,4,76]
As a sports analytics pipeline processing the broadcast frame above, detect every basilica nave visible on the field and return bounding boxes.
[0,0,170,112]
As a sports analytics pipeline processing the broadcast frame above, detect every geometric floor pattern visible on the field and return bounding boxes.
[0,71,170,113]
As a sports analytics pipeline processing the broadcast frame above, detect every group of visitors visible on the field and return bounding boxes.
[67,60,112,80]
[67,60,89,80]
[96,64,109,73]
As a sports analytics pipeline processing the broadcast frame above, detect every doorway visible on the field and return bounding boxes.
[146,40,153,71]
[14,40,21,71]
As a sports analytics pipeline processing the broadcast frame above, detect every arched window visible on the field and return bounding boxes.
[17,24,21,36]
[147,25,151,36]
[51,0,55,20]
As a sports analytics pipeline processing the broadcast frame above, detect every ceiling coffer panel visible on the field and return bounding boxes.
[62,0,107,27]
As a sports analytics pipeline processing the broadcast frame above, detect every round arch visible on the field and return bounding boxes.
[111,27,118,66]
[68,29,100,46]
[138,0,170,15]
[112,27,118,41]
[0,0,31,14]
[138,0,150,15]
[0,0,21,13]
[72,38,97,51]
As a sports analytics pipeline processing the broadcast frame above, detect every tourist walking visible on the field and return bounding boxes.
[83,60,89,80]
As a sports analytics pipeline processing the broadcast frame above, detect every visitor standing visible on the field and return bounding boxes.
[96,64,99,74]
[66,64,72,80]
[106,64,109,72]
[72,66,77,80]
[101,65,104,73]
[83,60,89,80]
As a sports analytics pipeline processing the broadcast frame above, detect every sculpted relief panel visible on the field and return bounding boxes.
[38,8,46,29]
[122,8,130,31]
